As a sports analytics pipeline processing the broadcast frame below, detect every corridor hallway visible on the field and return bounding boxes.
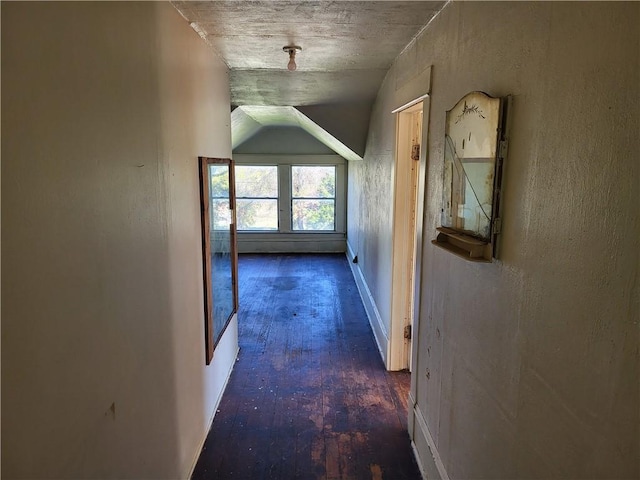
[192,254,421,479]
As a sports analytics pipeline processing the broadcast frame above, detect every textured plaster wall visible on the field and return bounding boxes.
[347,55,432,355]
[349,2,639,478]
[2,3,236,478]
[347,91,397,333]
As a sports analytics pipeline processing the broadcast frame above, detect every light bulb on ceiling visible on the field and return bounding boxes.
[283,46,301,71]
[288,55,297,71]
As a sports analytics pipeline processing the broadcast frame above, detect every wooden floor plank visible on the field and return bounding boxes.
[192,254,421,480]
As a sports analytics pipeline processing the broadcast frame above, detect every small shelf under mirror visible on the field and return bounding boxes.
[432,227,492,262]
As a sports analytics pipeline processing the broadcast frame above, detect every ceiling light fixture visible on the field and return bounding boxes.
[283,46,302,71]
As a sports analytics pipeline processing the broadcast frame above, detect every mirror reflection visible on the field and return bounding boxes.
[208,164,234,346]
[442,92,500,240]
[199,157,238,364]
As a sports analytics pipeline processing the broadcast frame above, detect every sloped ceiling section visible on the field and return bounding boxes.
[172,1,447,161]
[297,103,372,157]
[230,107,263,149]
[232,106,363,161]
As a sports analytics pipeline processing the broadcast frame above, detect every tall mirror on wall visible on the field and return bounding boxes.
[199,157,238,364]
[433,91,510,262]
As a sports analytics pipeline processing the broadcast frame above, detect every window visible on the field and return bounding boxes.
[235,165,278,231]
[291,166,336,231]
[233,155,346,252]
[209,165,232,229]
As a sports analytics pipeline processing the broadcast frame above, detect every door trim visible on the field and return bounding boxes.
[388,98,428,371]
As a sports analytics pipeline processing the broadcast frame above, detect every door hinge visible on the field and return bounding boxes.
[404,325,412,340]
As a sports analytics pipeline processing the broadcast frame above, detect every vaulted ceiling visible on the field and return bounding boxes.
[171,1,446,154]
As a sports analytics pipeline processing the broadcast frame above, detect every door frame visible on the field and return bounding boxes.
[388,94,429,371]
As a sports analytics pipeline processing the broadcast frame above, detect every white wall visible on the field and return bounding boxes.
[298,103,372,157]
[348,2,639,479]
[234,126,335,154]
[2,3,237,478]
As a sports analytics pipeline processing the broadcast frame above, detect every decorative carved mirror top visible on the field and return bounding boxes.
[434,91,509,262]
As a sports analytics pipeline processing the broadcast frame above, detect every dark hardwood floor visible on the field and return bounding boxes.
[192,253,421,480]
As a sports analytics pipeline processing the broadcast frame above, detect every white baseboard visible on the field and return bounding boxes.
[411,440,428,480]
[186,344,240,479]
[410,392,450,480]
[345,244,388,367]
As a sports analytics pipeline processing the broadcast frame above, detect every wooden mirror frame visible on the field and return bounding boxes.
[433,92,511,262]
[198,156,239,364]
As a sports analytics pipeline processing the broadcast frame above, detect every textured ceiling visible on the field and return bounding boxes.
[172,1,445,107]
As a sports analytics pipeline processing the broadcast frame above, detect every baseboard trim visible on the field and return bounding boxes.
[345,244,388,367]
[238,239,346,253]
[411,440,427,480]
[411,398,450,480]
[186,344,240,479]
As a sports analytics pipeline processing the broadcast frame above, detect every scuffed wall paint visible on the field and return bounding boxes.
[348,2,639,478]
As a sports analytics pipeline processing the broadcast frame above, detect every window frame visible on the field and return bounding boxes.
[290,165,337,232]
[233,155,346,251]
[234,164,280,232]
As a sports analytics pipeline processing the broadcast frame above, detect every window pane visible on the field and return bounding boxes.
[211,199,231,229]
[292,199,335,231]
[236,166,278,198]
[292,166,335,198]
[209,165,230,198]
[237,199,278,231]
